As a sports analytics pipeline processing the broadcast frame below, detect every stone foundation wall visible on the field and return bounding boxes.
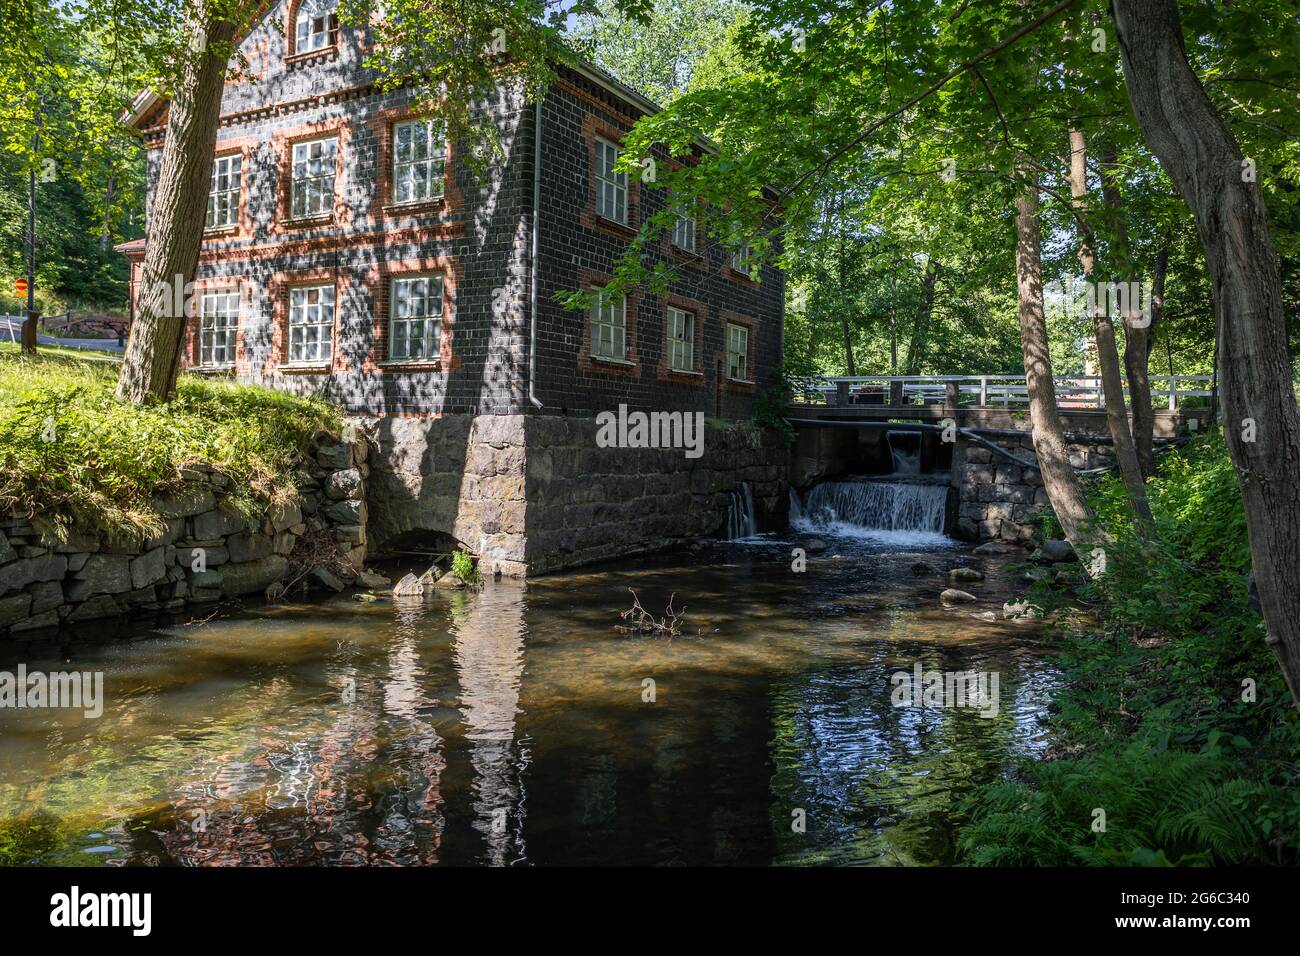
[523,416,788,573]
[954,433,1115,543]
[365,412,789,575]
[0,433,369,638]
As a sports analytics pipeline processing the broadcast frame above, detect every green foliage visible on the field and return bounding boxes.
[751,369,794,441]
[961,431,1300,866]
[451,546,481,585]
[961,745,1278,866]
[0,350,342,538]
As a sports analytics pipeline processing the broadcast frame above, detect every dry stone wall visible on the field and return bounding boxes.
[0,432,370,638]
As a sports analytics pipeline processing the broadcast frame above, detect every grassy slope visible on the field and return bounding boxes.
[0,349,342,539]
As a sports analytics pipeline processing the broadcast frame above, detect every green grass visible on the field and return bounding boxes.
[0,350,343,539]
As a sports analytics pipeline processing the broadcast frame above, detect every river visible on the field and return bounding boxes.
[0,523,1057,866]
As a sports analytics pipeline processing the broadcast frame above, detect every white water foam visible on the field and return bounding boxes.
[790,480,954,548]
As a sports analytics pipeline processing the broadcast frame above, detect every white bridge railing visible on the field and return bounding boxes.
[789,374,1213,412]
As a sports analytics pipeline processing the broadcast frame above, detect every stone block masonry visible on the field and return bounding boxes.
[365,412,789,575]
[0,433,370,639]
[952,432,1116,544]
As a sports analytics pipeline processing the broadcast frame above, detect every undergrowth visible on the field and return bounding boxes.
[959,430,1300,866]
[0,351,342,539]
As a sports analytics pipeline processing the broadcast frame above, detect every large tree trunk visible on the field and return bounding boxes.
[116,4,236,404]
[1015,174,1098,549]
[1068,128,1154,529]
[1112,0,1300,705]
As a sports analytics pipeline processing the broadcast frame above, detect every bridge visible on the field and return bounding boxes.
[782,374,1214,545]
[786,374,1214,436]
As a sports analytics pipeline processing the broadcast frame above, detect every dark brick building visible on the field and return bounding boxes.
[119,3,783,419]
[120,2,788,574]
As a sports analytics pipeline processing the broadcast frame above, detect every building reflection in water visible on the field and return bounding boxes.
[449,580,529,866]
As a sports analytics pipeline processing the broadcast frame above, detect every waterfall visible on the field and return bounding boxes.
[791,478,949,541]
[886,430,921,475]
[724,481,758,540]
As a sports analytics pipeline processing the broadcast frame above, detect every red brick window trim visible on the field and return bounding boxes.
[580,115,639,239]
[271,118,352,234]
[369,105,462,220]
[576,269,640,379]
[286,0,339,61]
[267,269,343,373]
[363,257,461,373]
[724,244,761,285]
[720,311,757,391]
[182,276,249,373]
[658,293,707,386]
[203,137,257,241]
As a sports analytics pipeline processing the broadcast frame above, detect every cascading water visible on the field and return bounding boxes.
[886,430,921,475]
[791,478,950,544]
[724,481,758,540]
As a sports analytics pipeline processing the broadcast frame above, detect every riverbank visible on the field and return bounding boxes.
[0,351,370,635]
[958,431,1300,865]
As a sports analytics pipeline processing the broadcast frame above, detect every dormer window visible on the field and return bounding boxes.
[295,0,338,54]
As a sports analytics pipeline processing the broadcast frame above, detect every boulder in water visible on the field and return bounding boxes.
[1032,539,1076,563]
[1022,568,1050,583]
[972,541,1023,555]
[970,610,998,622]
[948,566,984,583]
[801,537,829,554]
[911,561,933,575]
[940,588,978,604]
[392,572,424,597]
[354,568,389,589]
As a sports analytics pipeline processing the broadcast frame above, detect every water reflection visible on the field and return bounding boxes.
[449,582,528,865]
[0,537,1058,866]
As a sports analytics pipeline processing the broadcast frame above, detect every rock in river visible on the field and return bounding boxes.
[940,588,978,604]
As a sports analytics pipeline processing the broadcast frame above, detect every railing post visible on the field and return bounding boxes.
[836,380,849,407]
[945,379,960,415]
[889,378,903,406]
[1168,377,1177,411]
[979,376,988,406]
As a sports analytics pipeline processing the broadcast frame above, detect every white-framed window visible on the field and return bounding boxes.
[288,284,335,364]
[590,287,627,360]
[207,154,241,230]
[671,200,696,253]
[290,137,337,219]
[726,322,749,381]
[731,245,757,278]
[295,0,338,53]
[199,290,239,368]
[595,137,628,224]
[392,119,446,204]
[388,275,443,362]
[667,306,694,372]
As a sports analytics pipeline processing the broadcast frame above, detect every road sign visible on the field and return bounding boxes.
[15,278,28,295]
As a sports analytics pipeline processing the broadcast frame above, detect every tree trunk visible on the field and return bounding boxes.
[904,258,939,375]
[116,3,236,404]
[837,209,856,377]
[1112,0,1300,705]
[1068,128,1154,529]
[1015,174,1098,549]
[1097,141,1158,479]
[1129,240,1168,477]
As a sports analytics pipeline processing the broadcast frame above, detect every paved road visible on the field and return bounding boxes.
[0,315,124,353]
